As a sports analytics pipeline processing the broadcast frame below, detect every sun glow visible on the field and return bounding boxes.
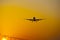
[2,37,7,40]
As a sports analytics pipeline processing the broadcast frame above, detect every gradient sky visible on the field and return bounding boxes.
[0,0,59,40]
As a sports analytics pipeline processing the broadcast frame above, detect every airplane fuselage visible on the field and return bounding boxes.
[33,17,36,21]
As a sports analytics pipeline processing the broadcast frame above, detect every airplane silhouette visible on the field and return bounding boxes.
[26,17,43,22]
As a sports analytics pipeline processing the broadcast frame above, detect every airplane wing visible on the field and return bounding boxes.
[36,19,44,21]
[26,19,33,21]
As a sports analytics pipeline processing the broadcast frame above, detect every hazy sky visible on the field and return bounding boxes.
[0,0,59,40]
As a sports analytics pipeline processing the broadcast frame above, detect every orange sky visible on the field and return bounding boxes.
[0,0,59,40]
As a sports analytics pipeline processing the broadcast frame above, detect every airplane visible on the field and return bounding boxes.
[26,17,44,22]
